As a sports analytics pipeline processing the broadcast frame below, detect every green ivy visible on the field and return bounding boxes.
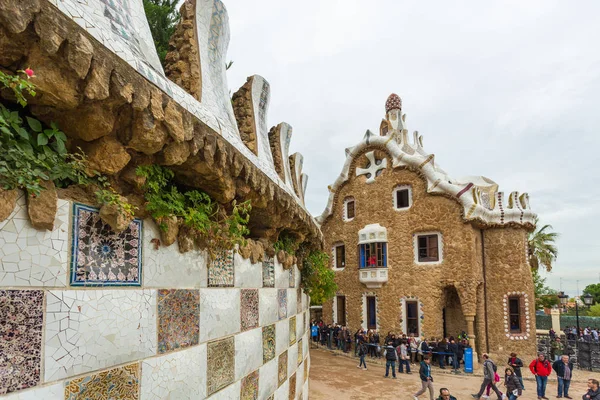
[274,232,297,255]
[136,165,251,252]
[0,71,134,220]
[301,249,337,305]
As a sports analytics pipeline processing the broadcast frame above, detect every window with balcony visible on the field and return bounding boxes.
[359,242,387,268]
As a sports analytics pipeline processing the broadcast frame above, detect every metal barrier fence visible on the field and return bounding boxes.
[537,335,600,371]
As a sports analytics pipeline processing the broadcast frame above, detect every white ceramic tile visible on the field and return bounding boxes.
[233,252,262,288]
[2,383,63,400]
[274,379,289,400]
[287,342,298,378]
[302,380,309,400]
[275,319,289,356]
[287,289,297,318]
[199,289,240,342]
[258,357,278,400]
[141,344,207,400]
[258,288,278,326]
[0,193,68,287]
[205,379,240,400]
[234,328,262,381]
[44,289,157,382]
[143,220,207,288]
[274,259,288,289]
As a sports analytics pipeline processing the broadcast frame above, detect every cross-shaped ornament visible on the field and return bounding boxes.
[356,151,387,183]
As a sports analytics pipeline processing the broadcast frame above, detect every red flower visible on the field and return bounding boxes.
[24,68,35,78]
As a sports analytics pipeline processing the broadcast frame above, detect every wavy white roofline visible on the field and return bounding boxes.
[317,109,536,228]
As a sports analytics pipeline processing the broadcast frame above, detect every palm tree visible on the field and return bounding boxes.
[528,216,559,272]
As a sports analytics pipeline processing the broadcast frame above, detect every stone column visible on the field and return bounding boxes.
[550,308,561,334]
[465,313,479,369]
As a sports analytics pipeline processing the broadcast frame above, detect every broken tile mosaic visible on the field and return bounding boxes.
[297,339,303,366]
[70,203,142,286]
[64,363,140,400]
[0,290,43,395]
[158,289,200,354]
[289,266,295,288]
[240,289,259,332]
[208,249,234,287]
[207,337,235,396]
[262,255,275,287]
[278,289,287,320]
[278,350,288,388]
[240,370,259,400]
[289,316,296,345]
[289,373,296,400]
[262,324,276,363]
[297,288,302,314]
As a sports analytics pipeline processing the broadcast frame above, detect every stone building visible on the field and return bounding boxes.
[318,94,537,362]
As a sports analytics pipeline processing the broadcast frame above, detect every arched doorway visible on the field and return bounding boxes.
[442,286,467,338]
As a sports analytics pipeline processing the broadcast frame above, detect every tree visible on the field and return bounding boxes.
[583,283,600,305]
[301,250,337,305]
[533,269,558,309]
[143,0,180,66]
[528,216,559,272]
[587,304,600,317]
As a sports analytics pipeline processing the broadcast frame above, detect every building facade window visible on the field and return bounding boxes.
[343,197,356,221]
[508,297,521,332]
[334,295,346,326]
[333,243,346,269]
[393,185,412,210]
[503,292,531,340]
[366,296,377,329]
[414,232,443,265]
[399,296,423,337]
[359,242,387,268]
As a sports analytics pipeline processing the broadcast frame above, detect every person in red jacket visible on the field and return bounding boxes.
[529,353,552,400]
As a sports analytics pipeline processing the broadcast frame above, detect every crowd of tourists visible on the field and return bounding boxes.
[310,320,600,400]
[553,326,600,342]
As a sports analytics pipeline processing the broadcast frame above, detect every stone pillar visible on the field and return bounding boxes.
[465,314,479,369]
[550,308,561,333]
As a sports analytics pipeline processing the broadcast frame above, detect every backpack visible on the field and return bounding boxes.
[492,361,497,372]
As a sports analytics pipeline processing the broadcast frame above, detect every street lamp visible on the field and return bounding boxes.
[558,292,569,311]
[582,293,594,307]
[558,291,583,339]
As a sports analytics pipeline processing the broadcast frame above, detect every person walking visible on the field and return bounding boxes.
[398,340,411,374]
[504,366,523,400]
[311,323,318,345]
[508,352,525,390]
[384,341,398,378]
[413,357,434,400]
[471,353,503,400]
[529,353,552,400]
[410,335,419,364]
[357,339,368,370]
[583,379,600,400]
[552,354,574,399]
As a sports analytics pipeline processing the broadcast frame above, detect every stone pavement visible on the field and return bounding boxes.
[309,347,596,399]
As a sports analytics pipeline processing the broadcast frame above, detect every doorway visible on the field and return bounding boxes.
[442,286,466,338]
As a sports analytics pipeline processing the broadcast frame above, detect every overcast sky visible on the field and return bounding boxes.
[223,0,600,296]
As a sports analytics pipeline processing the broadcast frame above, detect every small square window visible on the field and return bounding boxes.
[417,234,439,262]
[396,189,410,209]
[346,200,355,219]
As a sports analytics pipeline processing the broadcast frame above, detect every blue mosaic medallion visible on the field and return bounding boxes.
[70,203,142,286]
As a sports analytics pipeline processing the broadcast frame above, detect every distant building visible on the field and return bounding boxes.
[317,94,537,361]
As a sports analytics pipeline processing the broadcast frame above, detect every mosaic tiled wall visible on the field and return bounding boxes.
[0,197,310,399]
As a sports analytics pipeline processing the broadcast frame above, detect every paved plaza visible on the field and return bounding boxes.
[309,348,598,399]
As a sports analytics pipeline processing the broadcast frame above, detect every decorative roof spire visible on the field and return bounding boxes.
[385,93,402,113]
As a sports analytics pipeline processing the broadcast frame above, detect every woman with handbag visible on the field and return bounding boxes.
[504,366,523,400]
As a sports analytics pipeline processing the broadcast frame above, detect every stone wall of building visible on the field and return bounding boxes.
[321,162,481,340]
[320,132,536,362]
[0,193,310,398]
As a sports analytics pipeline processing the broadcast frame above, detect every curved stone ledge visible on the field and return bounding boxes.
[0,0,320,243]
